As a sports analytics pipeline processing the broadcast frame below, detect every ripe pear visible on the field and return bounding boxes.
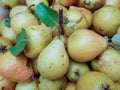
[67,29,107,62]
[23,24,52,58]
[76,71,117,90]
[11,12,39,35]
[0,75,16,90]
[0,51,33,82]
[37,37,69,80]
[15,81,39,90]
[93,5,120,37]
[67,60,90,82]
[38,76,66,90]
[91,46,120,81]
[65,82,76,90]
[0,36,13,56]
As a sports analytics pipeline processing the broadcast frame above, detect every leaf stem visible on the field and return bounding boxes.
[58,7,64,38]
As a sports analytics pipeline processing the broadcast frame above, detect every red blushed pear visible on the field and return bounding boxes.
[59,0,77,7]
[67,29,107,62]
[0,51,33,82]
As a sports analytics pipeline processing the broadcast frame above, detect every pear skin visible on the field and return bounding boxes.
[76,71,117,90]
[91,46,120,81]
[0,51,33,82]
[37,37,69,80]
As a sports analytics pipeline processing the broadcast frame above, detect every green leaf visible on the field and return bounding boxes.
[4,18,11,28]
[35,2,59,27]
[10,28,27,56]
[112,33,120,46]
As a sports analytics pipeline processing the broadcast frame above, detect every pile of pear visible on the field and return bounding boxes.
[0,0,120,90]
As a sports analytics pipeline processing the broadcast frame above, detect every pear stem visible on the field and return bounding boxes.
[31,76,40,84]
[58,7,64,38]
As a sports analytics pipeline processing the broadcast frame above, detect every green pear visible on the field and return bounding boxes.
[91,46,120,81]
[38,76,66,90]
[0,36,13,56]
[37,37,69,80]
[76,71,117,90]
[67,60,90,82]
[0,75,16,90]
[15,81,39,90]
[23,24,52,58]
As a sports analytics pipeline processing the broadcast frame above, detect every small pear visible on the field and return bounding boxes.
[76,71,117,90]
[15,81,39,90]
[38,76,66,90]
[37,37,69,80]
[91,46,120,81]
[0,75,16,90]
[67,60,90,82]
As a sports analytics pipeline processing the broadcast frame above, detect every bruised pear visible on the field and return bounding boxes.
[67,29,107,62]
[23,24,52,58]
[38,76,66,90]
[76,71,117,90]
[0,75,16,90]
[93,5,120,37]
[37,37,69,80]
[0,51,33,82]
[91,46,120,81]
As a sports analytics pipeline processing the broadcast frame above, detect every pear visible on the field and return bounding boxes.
[65,82,76,90]
[0,36,13,56]
[0,75,16,90]
[67,29,107,62]
[91,46,120,81]
[15,81,39,90]
[67,59,90,82]
[23,24,52,58]
[38,76,66,90]
[37,37,69,80]
[76,71,117,90]
[0,51,33,82]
